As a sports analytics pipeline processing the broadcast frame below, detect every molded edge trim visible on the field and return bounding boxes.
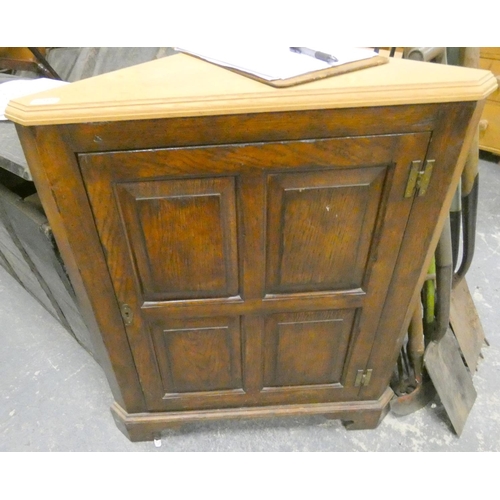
[5,55,498,126]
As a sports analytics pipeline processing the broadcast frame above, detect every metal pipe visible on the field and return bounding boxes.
[433,217,453,342]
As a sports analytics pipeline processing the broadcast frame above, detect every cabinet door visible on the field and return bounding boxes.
[79,133,430,411]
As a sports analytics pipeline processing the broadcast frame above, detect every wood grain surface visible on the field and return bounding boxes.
[6,54,497,126]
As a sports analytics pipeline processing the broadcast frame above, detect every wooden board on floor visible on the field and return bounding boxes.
[0,183,94,354]
[450,278,486,373]
[424,328,477,436]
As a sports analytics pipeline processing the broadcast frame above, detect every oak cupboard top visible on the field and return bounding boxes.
[5,52,498,126]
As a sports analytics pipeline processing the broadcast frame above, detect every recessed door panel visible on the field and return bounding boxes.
[263,309,356,387]
[114,177,239,301]
[266,167,386,293]
[150,316,242,395]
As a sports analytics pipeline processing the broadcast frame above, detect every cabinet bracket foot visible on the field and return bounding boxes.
[110,388,394,442]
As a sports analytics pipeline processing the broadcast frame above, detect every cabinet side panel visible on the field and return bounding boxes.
[361,101,482,399]
[15,125,146,412]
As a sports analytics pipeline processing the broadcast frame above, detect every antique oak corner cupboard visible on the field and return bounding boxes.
[5,54,497,442]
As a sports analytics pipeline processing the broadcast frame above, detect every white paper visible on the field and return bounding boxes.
[176,47,378,81]
[0,78,69,120]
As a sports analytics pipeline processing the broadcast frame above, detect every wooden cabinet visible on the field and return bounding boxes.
[479,48,500,155]
[6,54,497,441]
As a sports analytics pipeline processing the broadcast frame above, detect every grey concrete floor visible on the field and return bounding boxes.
[1,157,500,452]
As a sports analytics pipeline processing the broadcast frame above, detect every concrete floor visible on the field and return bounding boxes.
[1,157,500,452]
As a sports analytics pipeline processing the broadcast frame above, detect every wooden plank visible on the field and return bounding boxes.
[450,278,485,373]
[0,182,95,353]
[0,201,58,317]
[424,329,477,436]
[0,245,21,282]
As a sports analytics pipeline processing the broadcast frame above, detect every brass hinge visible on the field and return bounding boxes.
[120,303,134,326]
[354,369,373,387]
[404,159,435,198]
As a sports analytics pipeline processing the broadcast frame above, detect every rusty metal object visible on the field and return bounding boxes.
[391,301,435,415]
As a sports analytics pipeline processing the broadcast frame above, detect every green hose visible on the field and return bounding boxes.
[422,256,436,340]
